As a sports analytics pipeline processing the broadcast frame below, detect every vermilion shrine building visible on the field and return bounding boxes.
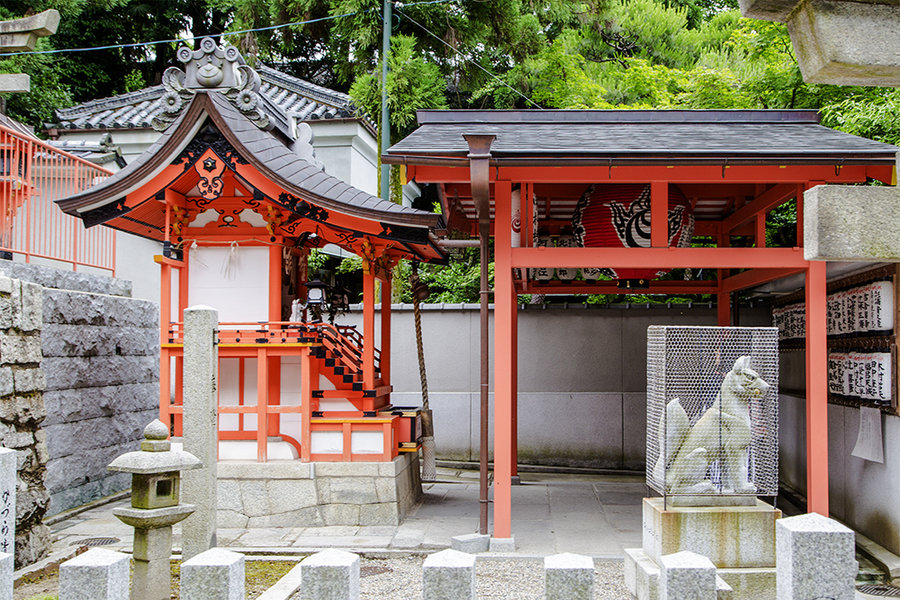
[56,39,445,471]
[384,109,898,542]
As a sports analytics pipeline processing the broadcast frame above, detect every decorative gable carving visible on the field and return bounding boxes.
[152,37,270,132]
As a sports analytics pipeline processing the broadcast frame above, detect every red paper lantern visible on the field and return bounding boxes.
[572,183,694,281]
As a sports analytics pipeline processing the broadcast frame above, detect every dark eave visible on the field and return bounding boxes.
[56,92,440,229]
[384,109,900,167]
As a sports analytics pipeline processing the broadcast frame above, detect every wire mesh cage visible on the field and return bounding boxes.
[646,326,779,504]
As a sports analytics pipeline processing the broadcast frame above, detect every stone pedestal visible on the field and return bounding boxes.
[643,498,780,568]
[626,498,780,600]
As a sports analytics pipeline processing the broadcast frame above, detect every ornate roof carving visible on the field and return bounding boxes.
[152,38,269,132]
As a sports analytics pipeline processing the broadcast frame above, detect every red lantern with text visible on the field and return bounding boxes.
[572,183,694,281]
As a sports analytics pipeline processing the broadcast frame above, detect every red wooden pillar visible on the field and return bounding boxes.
[511,294,518,479]
[805,260,829,515]
[300,347,315,462]
[380,272,392,385]
[267,244,282,437]
[256,348,269,462]
[159,260,172,429]
[717,229,731,326]
[650,181,667,248]
[493,180,515,539]
[174,250,189,436]
[363,269,376,389]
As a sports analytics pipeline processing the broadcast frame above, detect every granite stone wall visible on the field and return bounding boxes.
[0,274,51,567]
[0,262,159,517]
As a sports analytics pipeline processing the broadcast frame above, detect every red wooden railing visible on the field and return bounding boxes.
[0,124,115,273]
[162,320,396,461]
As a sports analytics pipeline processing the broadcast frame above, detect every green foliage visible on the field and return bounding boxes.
[349,34,447,140]
[821,89,900,145]
[307,249,329,273]
[335,255,362,275]
[394,250,490,304]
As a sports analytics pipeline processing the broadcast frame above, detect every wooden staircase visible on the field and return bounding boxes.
[309,324,390,413]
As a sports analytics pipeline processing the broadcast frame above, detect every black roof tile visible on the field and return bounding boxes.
[386,110,899,161]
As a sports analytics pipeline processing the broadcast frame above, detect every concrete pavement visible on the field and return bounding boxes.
[43,468,644,562]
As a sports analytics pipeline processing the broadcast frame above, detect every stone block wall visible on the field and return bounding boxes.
[216,453,422,528]
[0,275,51,567]
[0,262,159,517]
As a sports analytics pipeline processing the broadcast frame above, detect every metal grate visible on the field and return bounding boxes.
[858,584,900,598]
[77,537,120,547]
[647,326,779,501]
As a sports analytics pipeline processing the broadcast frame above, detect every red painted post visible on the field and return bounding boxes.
[511,294,518,479]
[300,348,314,462]
[257,348,269,462]
[380,273,392,385]
[651,181,668,248]
[363,270,376,389]
[805,260,829,515]
[493,180,514,539]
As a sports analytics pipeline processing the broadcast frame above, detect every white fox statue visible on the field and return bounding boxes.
[652,356,770,496]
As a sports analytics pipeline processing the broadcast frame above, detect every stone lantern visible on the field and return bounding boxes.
[108,420,201,600]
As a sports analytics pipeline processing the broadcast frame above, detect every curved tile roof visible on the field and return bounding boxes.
[57,90,436,228]
[51,65,369,131]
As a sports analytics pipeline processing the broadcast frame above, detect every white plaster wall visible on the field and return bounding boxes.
[187,245,269,322]
[115,234,161,302]
[309,120,378,195]
[780,389,900,556]
[336,304,774,468]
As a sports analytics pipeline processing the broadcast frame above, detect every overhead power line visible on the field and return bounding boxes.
[0,0,538,111]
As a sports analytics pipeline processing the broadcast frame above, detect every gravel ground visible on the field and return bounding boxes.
[291,556,628,599]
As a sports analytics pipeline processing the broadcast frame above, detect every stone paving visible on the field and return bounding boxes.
[44,469,644,561]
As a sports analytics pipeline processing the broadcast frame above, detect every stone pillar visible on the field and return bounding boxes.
[0,448,14,557]
[423,548,476,600]
[544,552,594,600]
[776,512,857,600]
[59,548,130,600]
[181,306,218,560]
[181,548,245,600]
[0,552,11,600]
[659,551,717,600]
[132,526,173,600]
[300,549,360,600]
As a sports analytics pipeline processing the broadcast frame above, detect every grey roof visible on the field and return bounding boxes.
[386,110,899,163]
[58,90,435,226]
[47,133,125,166]
[51,65,368,131]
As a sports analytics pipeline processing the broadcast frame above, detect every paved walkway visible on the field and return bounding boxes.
[46,468,644,560]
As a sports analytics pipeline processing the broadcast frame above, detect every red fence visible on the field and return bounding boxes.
[0,124,115,273]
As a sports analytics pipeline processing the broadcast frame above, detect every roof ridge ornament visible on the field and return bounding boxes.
[152,37,270,132]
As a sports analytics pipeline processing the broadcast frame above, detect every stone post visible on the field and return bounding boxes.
[300,549,360,600]
[423,548,476,600]
[659,551,717,600]
[0,448,14,557]
[0,553,10,600]
[181,548,245,600]
[544,552,594,600]
[181,306,218,560]
[776,512,857,600]
[59,548,130,600]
